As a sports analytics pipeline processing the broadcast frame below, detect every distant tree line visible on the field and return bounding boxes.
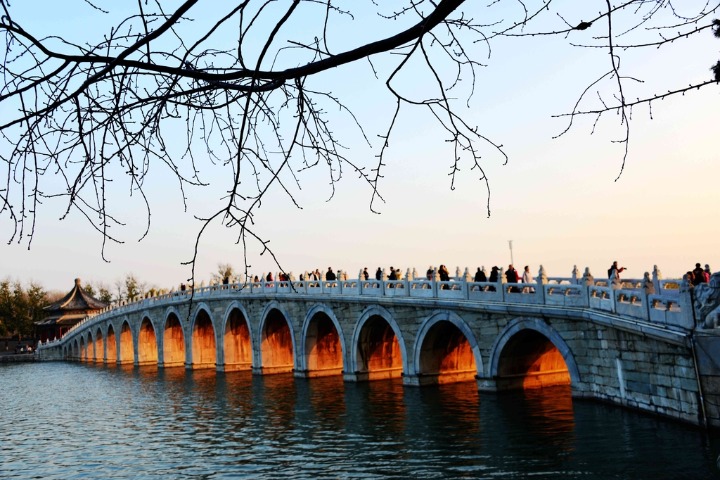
[0,265,239,337]
[0,280,49,338]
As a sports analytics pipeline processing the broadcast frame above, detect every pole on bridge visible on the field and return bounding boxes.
[508,240,514,266]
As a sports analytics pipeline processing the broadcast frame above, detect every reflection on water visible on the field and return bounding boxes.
[1,362,720,479]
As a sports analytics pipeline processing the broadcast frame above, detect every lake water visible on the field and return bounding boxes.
[2,362,720,479]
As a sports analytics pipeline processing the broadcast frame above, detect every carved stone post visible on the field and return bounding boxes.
[643,272,655,295]
[536,265,548,303]
[462,267,472,300]
[652,265,662,295]
[572,265,580,284]
[679,278,696,329]
[610,269,622,290]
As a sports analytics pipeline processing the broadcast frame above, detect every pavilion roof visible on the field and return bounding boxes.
[42,278,108,313]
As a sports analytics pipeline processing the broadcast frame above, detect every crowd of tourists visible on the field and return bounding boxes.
[686,263,712,286]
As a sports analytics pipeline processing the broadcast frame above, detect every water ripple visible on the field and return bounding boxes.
[1,363,720,479]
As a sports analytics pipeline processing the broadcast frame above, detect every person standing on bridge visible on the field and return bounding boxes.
[505,264,520,293]
[522,266,535,293]
[488,266,499,291]
[438,265,450,282]
[363,268,369,280]
[608,261,626,280]
[326,267,337,281]
[692,263,707,286]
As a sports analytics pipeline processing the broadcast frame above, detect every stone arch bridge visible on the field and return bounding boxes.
[37,271,720,429]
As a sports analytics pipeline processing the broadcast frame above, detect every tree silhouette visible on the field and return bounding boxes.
[1,1,717,282]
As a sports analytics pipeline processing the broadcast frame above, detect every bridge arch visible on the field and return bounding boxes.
[162,307,185,368]
[79,336,87,362]
[189,303,217,369]
[257,301,296,375]
[119,319,134,365]
[137,315,159,365]
[86,331,95,361]
[349,306,407,381]
[411,310,484,385]
[106,323,118,363]
[94,328,103,362]
[299,304,346,377]
[489,317,580,390]
[221,302,254,372]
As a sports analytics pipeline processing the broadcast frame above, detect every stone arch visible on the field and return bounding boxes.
[350,305,407,381]
[163,310,186,368]
[79,336,87,361]
[137,316,159,365]
[190,304,216,369]
[94,328,104,362]
[72,338,79,360]
[222,302,253,372]
[106,323,117,363]
[258,302,296,375]
[119,320,134,365]
[300,304,345,377]
[85,330,95,362]
[489,317,580,390]
[412,310,483,385]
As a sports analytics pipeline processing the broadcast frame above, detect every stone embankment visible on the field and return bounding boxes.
[0,353,37,363]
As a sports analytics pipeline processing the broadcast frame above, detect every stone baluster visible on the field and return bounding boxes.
[643,272,655,295]
[462,268,472,299]
[572,265,580,284]
[432,268,439,297]
[610,268,622,290]
[455,266,461,280]
[499,268,507,301]
[537,265,548,303]
[406,268,412,281]
[412,268,418,280]
[678,278,696,329]
[652,265,662,294]
[382,268,388,281]
[358,269,364,295]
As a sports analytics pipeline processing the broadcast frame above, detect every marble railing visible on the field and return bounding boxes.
[39,267,693,350]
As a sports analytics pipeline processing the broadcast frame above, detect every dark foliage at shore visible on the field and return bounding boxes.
[0,280,52,337]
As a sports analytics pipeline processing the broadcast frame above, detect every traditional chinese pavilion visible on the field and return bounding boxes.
[36,278,108,342]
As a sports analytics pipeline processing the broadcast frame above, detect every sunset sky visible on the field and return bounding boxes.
[1,1,717,293]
